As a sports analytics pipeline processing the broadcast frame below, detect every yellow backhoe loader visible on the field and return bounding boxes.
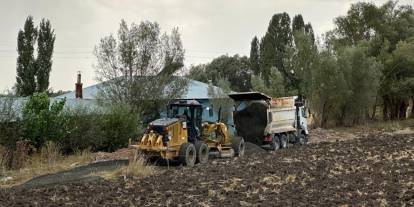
[130,100,245,167]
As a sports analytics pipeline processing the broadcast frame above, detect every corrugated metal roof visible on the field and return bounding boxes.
[0,79,231,120]
[55,79,227,100]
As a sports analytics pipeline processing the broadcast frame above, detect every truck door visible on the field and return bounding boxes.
[299,107,308,135]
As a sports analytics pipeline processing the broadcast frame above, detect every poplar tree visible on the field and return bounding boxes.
[16,16,37,96]
[249,36,260,76]
[36,19,55,92]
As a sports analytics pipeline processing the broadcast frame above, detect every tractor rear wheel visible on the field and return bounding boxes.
[280,134,288,149]
[232,136,245,157]
[195,141,209,164]
[179,143,196,167]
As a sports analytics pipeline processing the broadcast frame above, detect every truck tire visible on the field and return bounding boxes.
[297,134,306,145]
[179,143,196,167]
[195,141,209,164]
[280,134,288,149]
[232,136,245,157]
[304,134,309,144]
[270,135,280,151]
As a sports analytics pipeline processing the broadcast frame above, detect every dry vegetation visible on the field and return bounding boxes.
[99,151,155,180]
[0,142,92,187]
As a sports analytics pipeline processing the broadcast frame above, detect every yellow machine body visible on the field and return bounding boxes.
[132,119,189,160]
[131,99,236,161]
[132,120,234,160]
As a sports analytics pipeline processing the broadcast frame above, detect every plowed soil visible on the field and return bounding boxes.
[1,133,414,206]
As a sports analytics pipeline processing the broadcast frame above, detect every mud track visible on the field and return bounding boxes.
[1,133,413,206]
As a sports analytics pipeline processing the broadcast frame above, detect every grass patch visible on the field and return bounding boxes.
[0,142,93,188]
[102,151,154,180]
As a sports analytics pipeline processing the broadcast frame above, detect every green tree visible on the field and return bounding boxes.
[36,19,55,92]
[22,92,66,148]
[251,69,285,97]
[335,43,382,125]
[308,50,345,127]
[259,13,292,83]
[16,16,37,96]
[250,36,260,75]
[284,31,318,99]
[292,14,305,33]
[381,39,414,119]
[329,0,414,119]
[188,55,251,92]
[309,44,382,127]
[304,23,315,44]
[186,64,208,83]
[94,19,188,120]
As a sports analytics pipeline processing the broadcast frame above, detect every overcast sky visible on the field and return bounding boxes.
[0,0,412,92]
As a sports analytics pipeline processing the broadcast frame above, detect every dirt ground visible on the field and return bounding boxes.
[1,130,413,206]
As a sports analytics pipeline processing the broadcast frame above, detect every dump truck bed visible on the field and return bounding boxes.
[266,97,297,134]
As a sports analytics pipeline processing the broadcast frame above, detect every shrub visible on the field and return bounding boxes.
[99,104,142,152]
[22,92,66,148]
[60,106,103,153]
[61,103,142,152]
[0,97,24,169]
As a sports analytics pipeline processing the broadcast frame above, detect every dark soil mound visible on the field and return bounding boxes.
[234,101,268,144]
[244,141,267,155]
[12,160,128,191]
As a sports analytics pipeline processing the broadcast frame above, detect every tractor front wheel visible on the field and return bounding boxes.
[179,143,196,167]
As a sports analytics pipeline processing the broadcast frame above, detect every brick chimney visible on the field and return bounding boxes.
[75,71,83,99]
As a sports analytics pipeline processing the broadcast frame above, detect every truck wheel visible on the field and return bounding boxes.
[270,135,280,151]
[304,135,309,144]
[232,136,245,157]
[280,134,288,149]
[179,143,196,167]
[195,141,209,164]
[297,134,306,145]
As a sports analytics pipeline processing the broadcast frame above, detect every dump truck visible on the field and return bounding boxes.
[131,100,245,167]
[229,92,309,150]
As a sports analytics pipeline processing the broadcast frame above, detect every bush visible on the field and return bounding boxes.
[61,103,142,152]
[99,104,141,152]
[22,92,66,148]
[60,106,103,153]
[0,97,24,169]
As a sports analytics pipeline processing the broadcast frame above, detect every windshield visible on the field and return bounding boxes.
[168,105,193,118]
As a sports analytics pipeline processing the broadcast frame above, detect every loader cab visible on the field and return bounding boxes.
[168,100,203,142]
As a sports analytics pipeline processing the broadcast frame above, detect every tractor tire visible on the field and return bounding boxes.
[280,134,288,149]
[232,136,245,157]
[195,141,209,164]
[179,143,196,167]
[270,135,280,151]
